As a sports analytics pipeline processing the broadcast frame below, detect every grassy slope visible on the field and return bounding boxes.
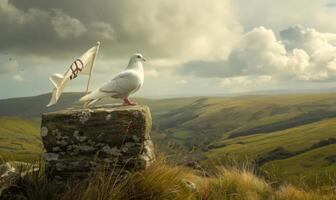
[0,117,42,161]
[204,118,336,184]
[0,92,336,183]
[152,93,336,153]
[262,144,336,186]
[182,93,336,138]
[3,159,335,200]
[206,118,336,158]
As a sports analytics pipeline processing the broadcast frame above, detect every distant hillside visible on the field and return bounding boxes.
[0,92,335,182]
[0,93,83,117]
[0,92,197,117]
[151,93,336,150]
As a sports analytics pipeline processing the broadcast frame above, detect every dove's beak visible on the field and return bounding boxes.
[142,58,146,62]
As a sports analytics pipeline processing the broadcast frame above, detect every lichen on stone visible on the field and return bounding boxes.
[105,114,112,121]
[62,136,69,140]
[79,110,92,124]
[102,145,122,156]
[98,132,105,140]
[52,147,61,152]
[66,145,73,151]
[71,144,95,153]
[56,140,68,146]
[41,105,154,180]
[140,140,155,167]
[73,130,87,142]
[87,139,95,146]
[43,153,59,161]
[132,135,140,142]
[41,127,49,137]
[121,146,128,153]
[51,129,62,139]
[55,163,65,171]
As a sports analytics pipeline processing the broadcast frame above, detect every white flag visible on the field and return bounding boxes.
[47,42,100,107]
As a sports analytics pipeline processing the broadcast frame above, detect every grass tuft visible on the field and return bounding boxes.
[0,157,335,200]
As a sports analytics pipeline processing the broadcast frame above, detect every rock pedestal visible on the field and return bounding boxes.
[40,105,155,180]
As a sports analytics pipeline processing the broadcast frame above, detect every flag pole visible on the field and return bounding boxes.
[85,41,100,94]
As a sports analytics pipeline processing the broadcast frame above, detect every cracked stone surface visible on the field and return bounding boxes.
[40,104,155,180]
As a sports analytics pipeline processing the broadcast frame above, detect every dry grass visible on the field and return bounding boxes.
[61,158,196,200]
[197,167,272,200]
[274,185,336,200]
[1,158,335,200]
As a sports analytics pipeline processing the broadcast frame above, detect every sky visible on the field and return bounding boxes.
[1,0,336,99]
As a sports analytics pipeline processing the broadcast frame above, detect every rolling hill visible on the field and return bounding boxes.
[0,92,335,183]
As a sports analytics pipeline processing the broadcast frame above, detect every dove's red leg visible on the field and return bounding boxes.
[123,97,137,106]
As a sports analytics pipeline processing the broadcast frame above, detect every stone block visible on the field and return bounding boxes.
[40,105,155,180]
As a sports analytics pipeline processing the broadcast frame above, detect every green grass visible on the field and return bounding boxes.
[204,118,336,186]
[0,117,42,161]
[1,93,336,191]
[148,93,336,154]
[172,129,193,140]
[1,157,332,199]
[206,118,336,159]
[262,144,336,187]
[2,158,335,200]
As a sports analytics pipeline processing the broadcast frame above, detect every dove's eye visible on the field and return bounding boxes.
[137,55,141,59]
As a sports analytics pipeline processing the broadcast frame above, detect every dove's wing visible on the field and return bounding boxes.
[99,70,141,95]
[79,70,142,102]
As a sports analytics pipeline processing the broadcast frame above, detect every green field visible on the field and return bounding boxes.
[0,117,42,161]
[206,118,336,158]
[0,92,335,185]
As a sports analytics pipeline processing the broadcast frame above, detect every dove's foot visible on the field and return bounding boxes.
[123,98,137,106]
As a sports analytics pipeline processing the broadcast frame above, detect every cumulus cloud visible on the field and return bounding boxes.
[0,54,19,72]
[119,0,242,59]
[0,0,49,25]
[180,26,336,82]
[234,0,336,33]
[2,0,336,98]
[51,9,86,39]
[145,69,159,77]
[13,74,23,81]
[176,80,188,84]
[90,22,114,41]
[0,0,242,59]
[0,53,23,81]
[220,75,272,87]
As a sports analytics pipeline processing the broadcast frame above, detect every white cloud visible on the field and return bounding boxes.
[2,0,336,98]
[145,69,159,77]
[220,76,252,87]
[0,0,49,25]
[90,22,114,41]
[181,26,336,82]
[234,0,336,33]
[219,75,273,92]
[0,53,24,81]
[176,80,188,84]
[0,54,19,73]
[118,0,243,60]
[51,9,86,39]
[13,74,23,81]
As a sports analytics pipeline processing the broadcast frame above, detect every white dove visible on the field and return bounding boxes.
[79,53,146,107]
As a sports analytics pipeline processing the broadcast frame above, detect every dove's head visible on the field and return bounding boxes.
[129,53,146,64]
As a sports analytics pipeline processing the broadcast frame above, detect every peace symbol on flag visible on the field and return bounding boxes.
[70,59,84,80]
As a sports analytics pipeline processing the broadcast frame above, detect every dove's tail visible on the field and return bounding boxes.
[79,89,109,107]
[79,92,94,102]
[79,88,104,102]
